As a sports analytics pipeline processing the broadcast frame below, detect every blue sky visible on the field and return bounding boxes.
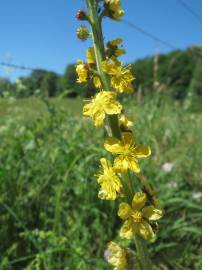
[0,0,202,80]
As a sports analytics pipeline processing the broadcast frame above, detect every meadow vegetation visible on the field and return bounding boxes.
[0,94,201,269]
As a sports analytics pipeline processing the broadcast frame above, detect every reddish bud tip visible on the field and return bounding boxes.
[76,10,87,20]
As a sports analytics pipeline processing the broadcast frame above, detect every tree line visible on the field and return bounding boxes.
[0,48,202,100]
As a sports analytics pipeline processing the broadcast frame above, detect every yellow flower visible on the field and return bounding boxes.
[119,114,134,130]
[97,158,122,200]
[83,91,122,127]
[86,47,96,65]
[104,132,151,174]
[102,59,134,93]
[76,61,88,83]
[105,0,124,21]
[106,38,126,59]
[93,76,102,89]
[105,242,127,270]
[118,192,162,241]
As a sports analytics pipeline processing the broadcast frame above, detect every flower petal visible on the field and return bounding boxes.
[115,48,126,57]
[132,192,147,211]
[104,137,123,154]
[118,203,132,219]
[119,219,134,239]
[100,158,109,171]
[86,47,95,65]
[114,156,129,173]
[92,110,105,127]
[93,76,102,88]
[142,206,163,221]
[119,114,134,129]
[135,146,151,158]
[109,38,123,46]
[136,220,155,241]
[104,100,122,115]
[98,174,121,201]
[127,157,140,174]
[103,92,122,114]
[83,103,92,116]
[101,60,113,74]
[122,132,134,146]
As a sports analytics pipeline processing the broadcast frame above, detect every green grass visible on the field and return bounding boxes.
[188,96,202,113]
[0,97,83,125]
[0,95,202,269]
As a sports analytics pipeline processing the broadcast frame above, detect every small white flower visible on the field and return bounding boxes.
[161,162,173,172]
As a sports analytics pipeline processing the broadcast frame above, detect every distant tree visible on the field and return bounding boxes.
[190,59,202,96]
[19,69,47,96]
[131,57,153,94]
[19,69,60,97]
[0,78,14,96]
[41,72,59,97]
[60,64,80,97]
[166,50,195,99]
[62,64,77,90]
[28,69,47,91]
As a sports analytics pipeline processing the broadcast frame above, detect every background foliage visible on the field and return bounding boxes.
[0,92,202,269]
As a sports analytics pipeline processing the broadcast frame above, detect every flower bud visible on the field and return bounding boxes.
[76,10,87,21]
[76,25,90,41]
[104,0,124,21]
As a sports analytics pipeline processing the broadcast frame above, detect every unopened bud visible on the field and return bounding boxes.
[76,10,87,21]
[76,25,90,41]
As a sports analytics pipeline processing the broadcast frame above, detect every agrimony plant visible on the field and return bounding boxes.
[75,1,163,269]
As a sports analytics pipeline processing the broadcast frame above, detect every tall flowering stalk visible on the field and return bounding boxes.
[75,1,163,269]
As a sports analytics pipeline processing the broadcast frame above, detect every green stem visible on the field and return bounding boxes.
[86,1,151,269]
[134,236,151,270]
[122,173,134,204]
[87,0,122,139]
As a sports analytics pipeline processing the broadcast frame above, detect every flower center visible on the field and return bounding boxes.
[132,211,142,223]
[95,97,105,109]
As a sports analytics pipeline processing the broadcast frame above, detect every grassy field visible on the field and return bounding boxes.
[0,97,82,125]
[0,95,202,269]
